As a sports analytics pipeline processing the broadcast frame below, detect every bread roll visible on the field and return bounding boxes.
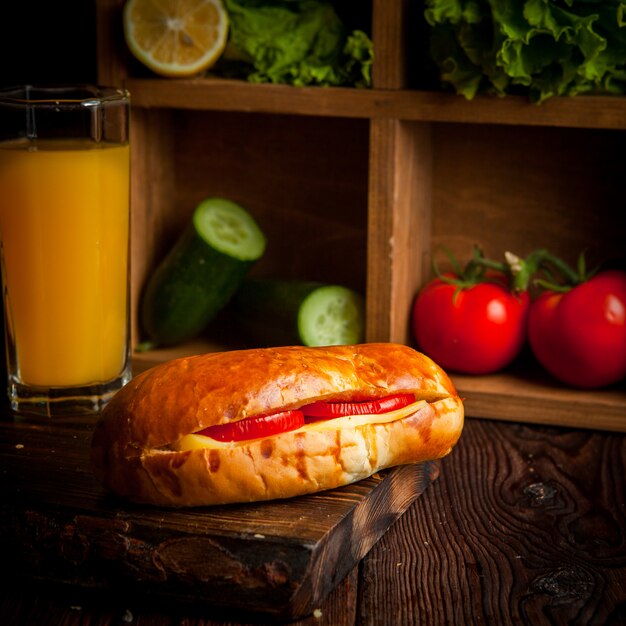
[91,343,464,506]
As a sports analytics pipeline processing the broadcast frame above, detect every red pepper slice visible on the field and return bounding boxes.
[197,410,305,442]
[300,393,415,420]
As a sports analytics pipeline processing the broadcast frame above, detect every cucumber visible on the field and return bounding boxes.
[230,277,365,347]
[140,197,266,347]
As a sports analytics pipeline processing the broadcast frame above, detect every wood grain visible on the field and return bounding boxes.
[372,0,412,89]
[129,108,176,346]
[430,123,626,273]
[358,418,626,625]
[367,119,432,345]
[95,0,129,87]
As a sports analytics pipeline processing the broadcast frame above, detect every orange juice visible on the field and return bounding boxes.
[0,138,130,387]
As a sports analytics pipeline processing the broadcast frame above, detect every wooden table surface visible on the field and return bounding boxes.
[2,414,625,626]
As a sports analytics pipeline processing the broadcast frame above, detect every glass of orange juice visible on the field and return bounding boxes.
[0,85,132,415]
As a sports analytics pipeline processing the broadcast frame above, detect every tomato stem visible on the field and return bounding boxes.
[533,249,599,292]
[432,245,534,293]
[469,247,544,293]
[430,246,599,296]
[506,249,547,292]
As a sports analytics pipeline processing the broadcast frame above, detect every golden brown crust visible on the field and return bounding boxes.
[91,343,464,507]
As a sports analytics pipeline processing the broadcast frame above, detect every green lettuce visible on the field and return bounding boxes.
[221,0,373,87]
[424,0,626,102]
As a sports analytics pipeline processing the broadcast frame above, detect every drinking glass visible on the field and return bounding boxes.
[0,85,132,415]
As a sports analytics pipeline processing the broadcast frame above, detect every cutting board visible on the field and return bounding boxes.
[0,409,439,620]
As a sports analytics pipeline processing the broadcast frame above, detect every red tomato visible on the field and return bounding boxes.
[528,270,626,388]
[198,410,304,442]
[412,275,530,374]
[301,393,415,420]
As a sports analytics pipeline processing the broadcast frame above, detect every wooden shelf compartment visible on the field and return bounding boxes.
[129,107,371,345]
[367,118,626,430]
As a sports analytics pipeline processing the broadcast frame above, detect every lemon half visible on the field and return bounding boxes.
[123,0,229,78]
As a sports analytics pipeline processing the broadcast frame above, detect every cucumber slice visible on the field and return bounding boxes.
[298,285,364,346]
[140,197,266,347]
[193,197,266,260]
[230,277,364,347]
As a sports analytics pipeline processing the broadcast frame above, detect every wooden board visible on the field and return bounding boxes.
[0,410,439,620]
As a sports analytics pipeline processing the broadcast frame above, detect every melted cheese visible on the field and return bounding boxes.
[173,400,428,451]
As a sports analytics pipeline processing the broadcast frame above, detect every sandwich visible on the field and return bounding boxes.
[91,343,464,507]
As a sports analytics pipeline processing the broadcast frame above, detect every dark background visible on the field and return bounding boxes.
[1,1,97,87]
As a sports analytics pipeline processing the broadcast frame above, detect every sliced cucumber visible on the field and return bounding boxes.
[298,284,365,346]
[193,197,266,260]
[140,197,266,347]
[230,277,365,347]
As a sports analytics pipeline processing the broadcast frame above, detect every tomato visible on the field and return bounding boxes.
[412,274,530,375]
[198,410,304,442]
[528,270,626,388]
[301,393,415,420]
[196,394,417,441]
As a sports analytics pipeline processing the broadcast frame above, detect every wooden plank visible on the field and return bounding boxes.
[365,118,395,342]
[358,418,626,625]
[452,365,626,432]
[372,0,411,89]
[128,108,176,346]
[124,79,626,130]
[367,119,432,344]
[389,122,432,344]
[403,91,626,130]
[0,413,438,620]
[95,0,129,87]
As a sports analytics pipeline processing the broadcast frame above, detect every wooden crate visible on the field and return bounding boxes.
[95,0,626,431]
